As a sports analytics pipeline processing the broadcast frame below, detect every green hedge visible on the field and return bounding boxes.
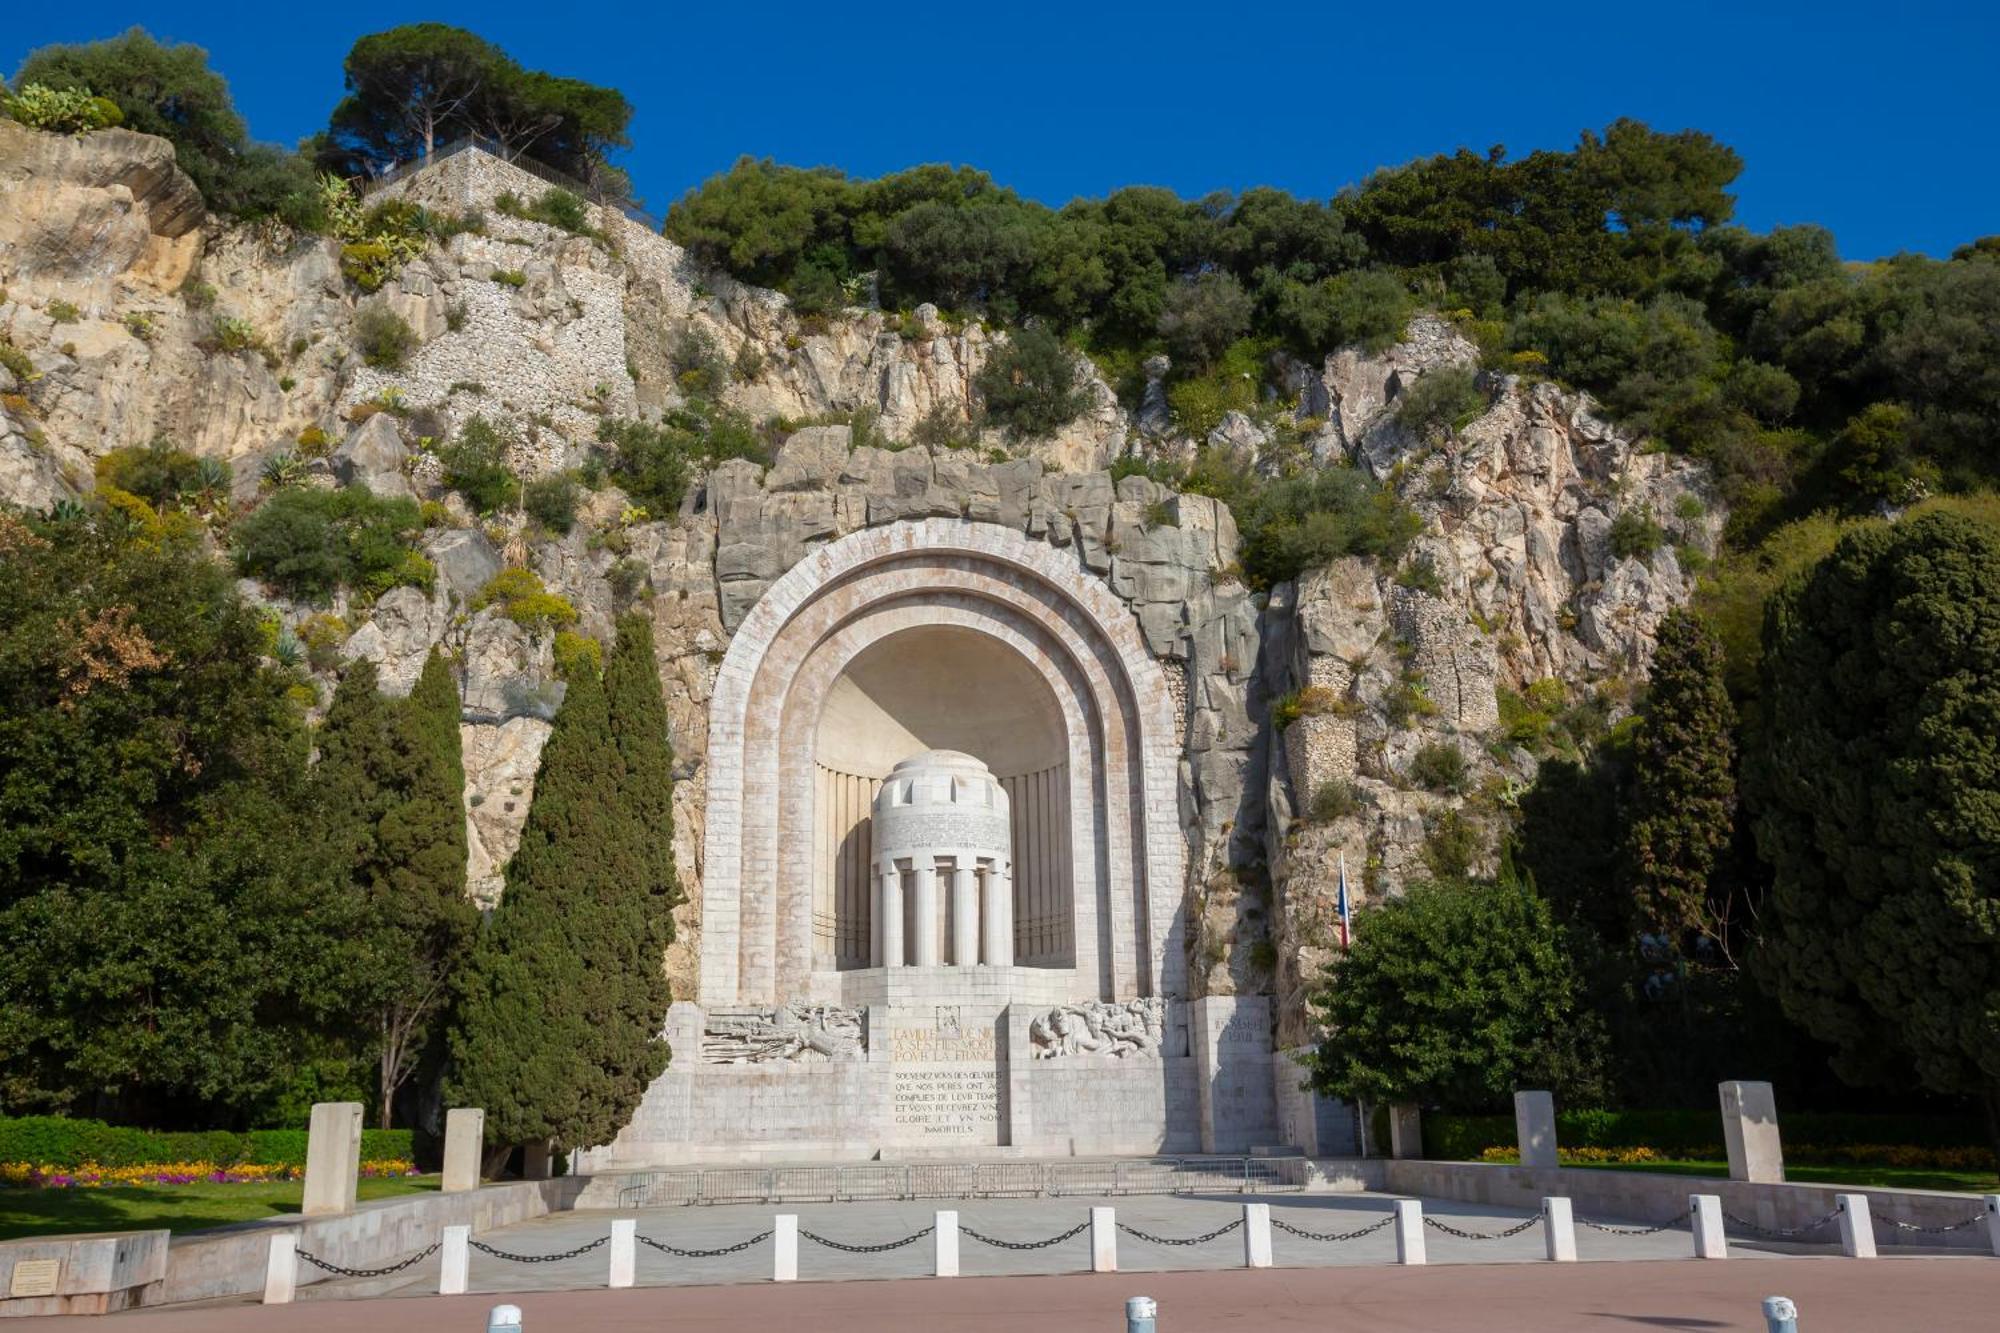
[0,1117,413,1168]
[1424,1109,1988,1160]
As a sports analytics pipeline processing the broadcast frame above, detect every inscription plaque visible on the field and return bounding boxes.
[8,1260,60,1298]
[891,1067,1000,1138]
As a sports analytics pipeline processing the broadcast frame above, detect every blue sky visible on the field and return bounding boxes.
[7,1,1995,259]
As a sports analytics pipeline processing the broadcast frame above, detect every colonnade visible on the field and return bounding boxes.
[873,855,1013,967]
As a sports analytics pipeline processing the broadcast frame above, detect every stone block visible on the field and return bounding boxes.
[260,1233,296,1305]
[1090,1206,1117,1272]
[442,1108,483,1193]
[1836,1194,1876,1258]
[1690,1194,1726,1259]
[1389,1103,1422,1159]
[439,1225,469,1295]
[1242,1203,1272,1268]
[609,1218,636,1288]
[1542,1196,1576,1261]
[934,1210,959,1277]
[1515,1090,1557,1168]
[301,1102,363,1217]
[521,1141,551,1181]
[1719,1080,1784,1183]
[1393,1199,1425,1264]
[774,1214,798,1281]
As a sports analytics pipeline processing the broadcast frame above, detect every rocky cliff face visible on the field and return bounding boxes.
[0,128,1714,1018]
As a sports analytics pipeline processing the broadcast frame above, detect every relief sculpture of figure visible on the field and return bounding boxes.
[1029,997,1165,1059]
[703,1003,865,1063]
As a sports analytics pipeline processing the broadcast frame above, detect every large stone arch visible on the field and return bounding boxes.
[699,518,1184,1006]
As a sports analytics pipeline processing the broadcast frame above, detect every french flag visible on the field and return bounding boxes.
[1336,850,1353,952]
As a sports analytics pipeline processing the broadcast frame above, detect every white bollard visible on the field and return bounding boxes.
[1125,1296,1157,1333]
[262,1232,297,1304]
[1762,1295,1798,1333]
[1691,1194,1727,1259]
[1091,1206,1118,1272]
[934,1210,959,1277]
[487,1304,524,1333]
[608,1217,636,1289]
[1543,1197,1577,1262]
[773,1214,799,1281]
[1242,1203,1272,1269]
[1983,1195,2000,1257]
[440,1224,471,1296]
[1836,1194,1876,1258]
[1394,1199,1426,1265]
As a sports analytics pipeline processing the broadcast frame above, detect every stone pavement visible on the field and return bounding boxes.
[305,1190,1820,1299]
[49,1257,2000,1331]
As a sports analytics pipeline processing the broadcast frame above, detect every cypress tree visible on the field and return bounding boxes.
[1624,608,1738,941]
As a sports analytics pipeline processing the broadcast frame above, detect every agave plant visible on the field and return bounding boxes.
[260,450,305,489]
[270,628,305,668]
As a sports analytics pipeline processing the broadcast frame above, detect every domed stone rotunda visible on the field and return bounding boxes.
[872,750,1014,970]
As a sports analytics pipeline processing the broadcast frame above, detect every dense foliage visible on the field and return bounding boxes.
[231,485,431,602]
[0,1117,411,1169]
[1751,511,2000,1135]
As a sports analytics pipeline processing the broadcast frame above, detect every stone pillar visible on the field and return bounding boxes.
[1718,1080,1784,1182]
[1836,1194,1876,1258]
[439,1224,470,1295]
[1690,1194,1727,1259]
[911,862,939,967]
[262,1234,297,1305]
[880,864,904,967]
[1393,1199,1426,1264]
[609,1218,636,1288]
[301,1102,364,1217]
[1542,1196,1577,1262]
[1388,1103,1423,1160]
[949,860,977,965]
[522,1141,551,1181]
[1515,1090,1558,1168]
[982,861,1014,966]
[442,1108,484,1193]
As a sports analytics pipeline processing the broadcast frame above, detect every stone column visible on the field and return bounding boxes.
[983,861,1014,966]
[949,859,978,965]
[1718,1080,1784,1182]
[442,1107,484,1193]
[880,863,904,967]
[1388,1103,1423,1160]
[911,861,939,967]
[301,1101,363,1217]
[1514,1090,1558,1168]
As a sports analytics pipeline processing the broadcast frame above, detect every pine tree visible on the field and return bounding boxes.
[1624,608,1737,942]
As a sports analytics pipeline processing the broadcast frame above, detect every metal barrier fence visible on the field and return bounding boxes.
[615,1156,1308,1209]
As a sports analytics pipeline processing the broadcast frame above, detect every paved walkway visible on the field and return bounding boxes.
[64,1257,2000,1331]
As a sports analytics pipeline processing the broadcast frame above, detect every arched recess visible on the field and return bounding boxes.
[699,519,1184,1007]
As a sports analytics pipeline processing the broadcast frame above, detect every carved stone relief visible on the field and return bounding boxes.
[1028,997,1166,1059]
[702,1003,866,1063]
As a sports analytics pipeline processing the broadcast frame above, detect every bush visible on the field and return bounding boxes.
[95,439,208,508]
[473,567,579,633]
[1410,742,1470,794]
[1395,365,1485,440]
[439,417,521,514]
[1273,267,1413,355]
[496,187,596,237]
[974,326,1091,440]
[232,485,428,601]
[211,315,260,354]
[1608,508,1666,561]
[670,328,728,399]
[0,338,36,382]
[1423,1110,1991,1162]
[491,268,527,288]
[523,474,579,534]
[4,84,123,134]
[1165,337,1269,437]
[1235,466,1422,588]
[355,306,414,370]
[1309,780,1360,822]
[46,300,81,324]
[1158,272,1253,371]
[0,1117,414,1169]
[1271,684,1341,731]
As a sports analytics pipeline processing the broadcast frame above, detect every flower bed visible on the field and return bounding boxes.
[1476,1143,1996,1171]
[1,1159,420,1188]
[0,1116,413,1170]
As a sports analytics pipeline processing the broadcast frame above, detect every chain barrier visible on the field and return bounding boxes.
[961,1219,1092,1251]
[1883,1214,1991,1235]
[469,1236,608,1265]
[799,1223,935,1254]
[1423,1215,1542,1241]
[1576,1206,1692,1236]
[637,1230,774,1258]
[295,1242,440,1279]
[1722,1206,1843,1239]
[1116,1217,1245,1247]
[1270,1214,1396,1243]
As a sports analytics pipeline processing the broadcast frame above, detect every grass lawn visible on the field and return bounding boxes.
[1561,1159,1999,1194]
[0,1176,438,1241]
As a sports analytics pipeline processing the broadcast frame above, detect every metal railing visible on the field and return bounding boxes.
[355,134,660,231]
[615,1155,1308,1209]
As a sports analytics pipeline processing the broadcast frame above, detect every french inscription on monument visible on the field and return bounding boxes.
[889,1028,997,1062]
[891,1067,1001,1138]
[8,1260,60,1299]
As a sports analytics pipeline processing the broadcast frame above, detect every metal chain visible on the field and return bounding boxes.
[1117,1217,1245,1247]
[799,1224,934,1254]
[468,1236,608,1265]
[1271,1214,1396,1242]
[1577,1207,1692,1236]
[295,1242,440,1279]
[1884,1214,1991,1235]
[961,1219,1092,1251]
[1423,1215,1542,1241]
[1722,1207,1843,1239]
[637,1230,773,1258]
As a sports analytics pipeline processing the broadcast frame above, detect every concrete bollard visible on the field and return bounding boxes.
[261,1232,297,1304]
[487,1305,524,1333]
[302,1102,364,1217]
[1242,1203,1272,1268]
[442,1108,484,1193]
[1516,1092,1558,1169]
[1125,1296,1157,1333]
[934,1210,959,1277]
[1394,1199,1426,1265]
[440,1224,471,1295]
[1691,1194,1727,1259]
[608,1217,636,1289]
[773,1214,798,1281]
[1091,1206,1118,1272]
[1983,1195,2000,1257]
[1542,1197,1577,1262]
[1762,1296,1798,1333]
[1720,1081,1785,1183]
[1835,1194,1875,1258]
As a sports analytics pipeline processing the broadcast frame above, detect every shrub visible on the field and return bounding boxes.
[439,417,521,514]
[121,310,155,342]
[295,425,331,458]
[491,268,527,288]
[0,1118,415,1170]
[473,567,579,632]
[1235,466,1421,588]
[1395,365,1485,440]
[180,276,216,310]
[355,306,414,371]
[4,84,122,134]
[1273,267,1413,355]
[94,439,217,509]
[496,187,597,237]
[1410,742,1470,794]
[670,328,728,399]
[523,474,579,534]
[211,315,259,354]
[0,339,36,382]
[1158,272,1253,371]
[46,299,81,324]
[232,484,428,601]
[1271,685,1341,731]
[1422,808,1482,878]
[974,326,1091,440]
[1309,780,1360,823]
[1608,508,1666,561]
[552,629,602,678]
[1496,679,1566,750]
[606,557,650,602]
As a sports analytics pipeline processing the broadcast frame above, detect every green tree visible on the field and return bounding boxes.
[1157,272,1253,371]
[1306,879,1604,1111]
[1624,610,1737,941]
[1750,511,2000,1146]
[973,326,1091,440]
